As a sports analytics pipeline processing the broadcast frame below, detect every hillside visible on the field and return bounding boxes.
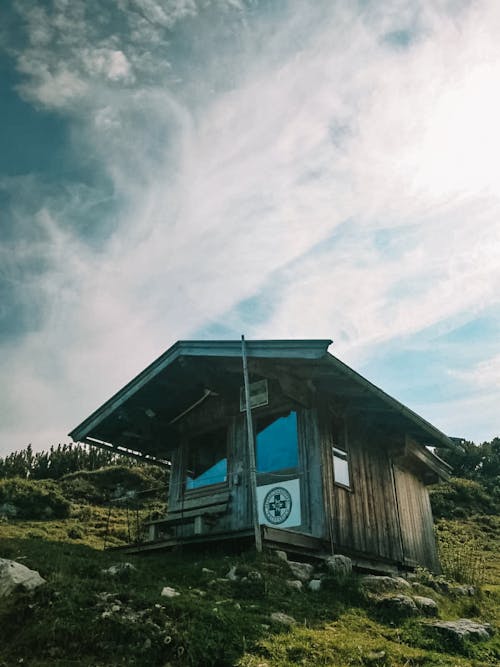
[0,469,499,666]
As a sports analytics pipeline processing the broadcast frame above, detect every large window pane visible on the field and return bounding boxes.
[185,427,227,490]
[256,411,298,473]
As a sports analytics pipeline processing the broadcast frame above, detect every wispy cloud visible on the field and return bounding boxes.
[449,353,500,390]
[1,0,500,452]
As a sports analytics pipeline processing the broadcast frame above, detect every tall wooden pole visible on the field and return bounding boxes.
[241,335,262,553]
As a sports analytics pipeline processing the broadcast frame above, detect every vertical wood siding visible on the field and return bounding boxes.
[393,464,440,571]
[321,414,404,563]
[297,408,325,537]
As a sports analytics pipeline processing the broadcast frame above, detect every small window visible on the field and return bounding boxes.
[256,411,298,473]
[185,427,227,490]
[332,444,350,487]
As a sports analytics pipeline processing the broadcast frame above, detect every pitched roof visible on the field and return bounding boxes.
[69,339,454,462]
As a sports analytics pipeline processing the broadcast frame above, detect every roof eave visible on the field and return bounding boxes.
[69,339,332,443]
[325,353,455,449]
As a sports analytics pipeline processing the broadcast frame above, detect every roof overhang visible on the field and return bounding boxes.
[68,338,455,465]
[69,339,332,462]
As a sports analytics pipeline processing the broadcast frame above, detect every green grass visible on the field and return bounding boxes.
[0,510,499,666]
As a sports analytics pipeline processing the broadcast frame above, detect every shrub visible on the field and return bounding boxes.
[430,477,497,519]
[435,520,486,586]
[61,465,167,506]
[0,478,70,519]
[67,525,85,540]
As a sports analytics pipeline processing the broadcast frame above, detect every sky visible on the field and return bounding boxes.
[1,0,499,457]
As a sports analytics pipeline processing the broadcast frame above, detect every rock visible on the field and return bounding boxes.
[192,588,207,597]
[429,619,494,643]
[286,580,303,592]
[270,612,296,627]
[202,567,215,575]
[161,586,180,598]
[413,595,438,616]
[275,550,288,562]
[102,562,136,577]
[360,575,412,594]
[288,561,315,582]
[208,578,229,586]
[0,558,46,597]
[428,578,451,594]
[325,555,352,580]
[377,594,418,617]
[451,584,475,597]
[308,579,322,592]
[364,650,387,664]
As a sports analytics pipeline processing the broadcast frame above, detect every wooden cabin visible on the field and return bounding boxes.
[69,339,452,572]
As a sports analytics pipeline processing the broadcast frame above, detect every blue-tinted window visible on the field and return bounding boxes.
[185,427,227,490]
[256,411,298,473]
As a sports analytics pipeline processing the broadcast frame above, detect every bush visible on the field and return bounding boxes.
[435,520,486,586]
[430,477,497,519]
[60,465,167,506]
[0,478,70,519]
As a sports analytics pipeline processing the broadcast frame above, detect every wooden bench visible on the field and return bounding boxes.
[144,490,230,540]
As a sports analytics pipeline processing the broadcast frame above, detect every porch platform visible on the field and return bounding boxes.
[111,526,405,575]
[112,525,329,559]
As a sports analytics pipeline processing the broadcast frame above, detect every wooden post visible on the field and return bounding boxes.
[241,335,262,553]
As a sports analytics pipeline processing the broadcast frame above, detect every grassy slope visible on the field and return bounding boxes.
[0,510,499,667]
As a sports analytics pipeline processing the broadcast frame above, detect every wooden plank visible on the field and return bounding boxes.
[179,491,230,511]
[114,528,255,554]
[262,526,325,551]
[297,407,325,538]
[144,503,228,526]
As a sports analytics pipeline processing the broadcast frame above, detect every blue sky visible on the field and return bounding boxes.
[1,0,499,456]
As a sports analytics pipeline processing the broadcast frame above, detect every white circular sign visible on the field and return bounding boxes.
[263,486,293,524]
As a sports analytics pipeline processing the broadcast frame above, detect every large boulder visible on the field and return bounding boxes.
[360,575,412,594]
[429,619,494,643]
[376,594,418,617]
[325,555,352,580]
[287,561,315,582]
[270,612,296,627]
[0,558,46,597]
[413,595,439,617]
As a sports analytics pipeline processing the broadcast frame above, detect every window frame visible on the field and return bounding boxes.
[254,408,300,479]
[331,422,352,490]
[183,424,229,495]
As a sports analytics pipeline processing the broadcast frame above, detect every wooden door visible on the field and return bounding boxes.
[393,464,440,571]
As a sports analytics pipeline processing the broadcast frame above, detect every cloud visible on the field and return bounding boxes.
[1,0,500,453]
[449,354,500,391]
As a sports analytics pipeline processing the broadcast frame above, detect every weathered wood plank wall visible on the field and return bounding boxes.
[393,464,440,571]
[320,412,404,563]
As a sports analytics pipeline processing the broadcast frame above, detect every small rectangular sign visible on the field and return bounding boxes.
[240,379,268,412]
